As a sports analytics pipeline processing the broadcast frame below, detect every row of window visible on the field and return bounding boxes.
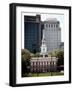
[31,61,56,66]
[45,29,60,31]
[45,24,58,28]
[30,67,56,72]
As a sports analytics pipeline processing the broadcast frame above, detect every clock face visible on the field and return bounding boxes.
[43,48,45,51]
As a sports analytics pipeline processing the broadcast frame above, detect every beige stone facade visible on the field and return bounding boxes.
[30,57,57,73]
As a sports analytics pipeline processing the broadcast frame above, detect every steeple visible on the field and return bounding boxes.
[42,29,46,45]
[40,29,47,57]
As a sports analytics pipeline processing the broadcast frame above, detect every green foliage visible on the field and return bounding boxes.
[21,49,31,61]
[31,52,40,57]
[34,53,40,57]
[49,52,54,57]
[49,49,64,66]
[49,50,64,57]
[32,49,36,54]
[21,49,31,77]
[56,50,64,66]
[31,72,64,77]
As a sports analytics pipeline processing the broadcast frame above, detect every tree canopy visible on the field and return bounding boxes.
[21,49,31,77]
[21,49,31,61]
[49,49,64,66]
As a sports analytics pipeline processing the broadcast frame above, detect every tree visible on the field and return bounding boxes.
[49,50,64,66]
[30,52,41,57]
[56,50,64,66]
[49,50,64,71]
[53,50,64,71]
[21,49,31,77]
[22,49,31,60]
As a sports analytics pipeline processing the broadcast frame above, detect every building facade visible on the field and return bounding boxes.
[24,15,41,53]
[43,18,61,53]
[30,57,57,73]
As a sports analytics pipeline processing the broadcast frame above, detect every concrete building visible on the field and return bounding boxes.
[43,18,61,53]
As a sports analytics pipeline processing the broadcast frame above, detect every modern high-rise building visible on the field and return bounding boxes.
[43,18,61,53]
[24,15,41,53]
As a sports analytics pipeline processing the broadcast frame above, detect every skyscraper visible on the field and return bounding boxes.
[43,18,61,53]
[24,15,41,53]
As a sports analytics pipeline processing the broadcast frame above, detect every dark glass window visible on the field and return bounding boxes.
[25,22,40,52]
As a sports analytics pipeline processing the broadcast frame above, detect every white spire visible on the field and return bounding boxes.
[43,29,45,40]
[40,29,47,57]
[42,29,46,44]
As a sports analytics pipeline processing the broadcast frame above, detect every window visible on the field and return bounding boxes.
[51,24,53,27]
[46,24,48,28]
[33,62,34,66]
[53,62,54,66]
[48,62,50,65]
[49,24,50,27]
[56,24,58,27]
[34,62,36,65]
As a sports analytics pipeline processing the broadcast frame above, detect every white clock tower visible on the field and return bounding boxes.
[40,29,47,57]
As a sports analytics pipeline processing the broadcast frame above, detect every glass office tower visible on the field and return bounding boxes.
[24,15,41,53]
